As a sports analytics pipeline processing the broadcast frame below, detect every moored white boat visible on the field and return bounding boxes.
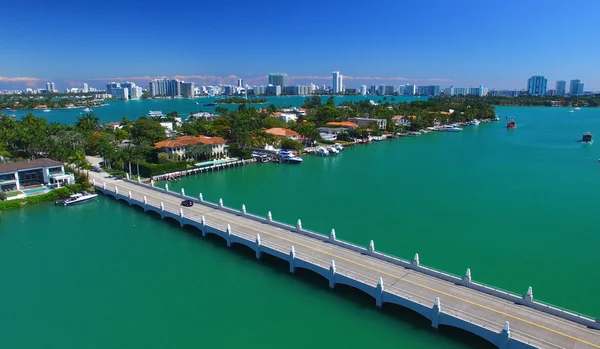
[316,146,330,156]
[57,192,98,206]
[438,125,463,132]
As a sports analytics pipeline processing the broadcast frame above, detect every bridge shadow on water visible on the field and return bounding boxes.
[117,198,494,349]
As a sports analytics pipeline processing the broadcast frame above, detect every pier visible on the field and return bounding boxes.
[91,173,600,349]
[151,158,256,181]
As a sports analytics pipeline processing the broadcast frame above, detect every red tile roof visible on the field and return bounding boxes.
[326,121,359,128]
[265,128,299,138]
[154,135,226,149]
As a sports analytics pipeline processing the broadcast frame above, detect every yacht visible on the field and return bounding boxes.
[279,153,303,164]
[575,107,581,110]
[83,107,92,112]
[569,109,575,113]
[148,110,164,118]
[471,119,480,125]
[315,147,330,156]
[204,102,217,107]
[43,109,51,112]
[332,143,344,151]
[438,125,463,132]
[327,146,339,154]
[57,192,98,206]
[507,119,516,129]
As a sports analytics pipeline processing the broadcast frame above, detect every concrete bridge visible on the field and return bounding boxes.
[91,173,600,349]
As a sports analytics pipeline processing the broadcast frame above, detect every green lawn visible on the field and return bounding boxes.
[5,191,23,198]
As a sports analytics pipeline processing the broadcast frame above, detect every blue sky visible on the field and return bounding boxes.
[1,0,599,90]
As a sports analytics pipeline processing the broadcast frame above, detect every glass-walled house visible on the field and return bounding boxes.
[0,158,75,192]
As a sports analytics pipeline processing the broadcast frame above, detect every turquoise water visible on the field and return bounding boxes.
[1,106,599,349]
[9,95,423,124]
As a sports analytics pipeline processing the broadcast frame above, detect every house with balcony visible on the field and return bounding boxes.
[0,158,74,192]
[265,128,300,140]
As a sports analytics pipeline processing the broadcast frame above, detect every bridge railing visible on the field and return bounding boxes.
[102,179,600,328]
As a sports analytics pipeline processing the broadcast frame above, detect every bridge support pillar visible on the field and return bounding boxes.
[199,193,203,202]
[143,196,147,211]
[289,246,296,273]
[160,202,164,219]
[165,183,169,192]
[499,321,510,349]
[267,211,272,222]
[376,277,384,307]
[92,179,96,186]
[525,286,533,303]
[179,208,184,227]
[150,180,154,187]
[413,253,420,268]
[329,260,336,289]
[255,234,261,259]
[128,191,132,204]
[226,224,231,247]
[201,215,206,237]
[330,229,336,241]
[431,297,441,329]
[103,182,106,191]
[296,219,302,233]
[126,173,130,180]
[181,188,185,198]
[368,240,375,254]
[219,198,224,208]
[463,268,471,284]
[242,204,246,215]
[115,186,119,195]
[137,175,141,183]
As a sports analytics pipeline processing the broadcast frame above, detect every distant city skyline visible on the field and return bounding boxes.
[1,1,600,91]
[0,73,597,93]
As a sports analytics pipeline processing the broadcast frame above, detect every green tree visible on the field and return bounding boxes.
[186,143,212,161]
[280,138,303,151]
[130,117,167,144]
[75,113,100,134]
[326,96,335,106]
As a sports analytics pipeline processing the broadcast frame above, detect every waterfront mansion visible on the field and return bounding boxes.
[154,135,228,160]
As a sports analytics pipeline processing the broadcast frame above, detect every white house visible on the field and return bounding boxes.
[279,113,298,122]
[154,135,228,160]
[0,158,74,192]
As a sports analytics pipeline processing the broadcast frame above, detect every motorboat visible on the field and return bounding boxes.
[575,107,581,110]
[204,102,217,107]
[327,146,339,154]
[148,110,164,118]
[569,109,575,113]
[315,147,330,156]
[471,119,480,125]
[57,192,98,206]
[332,143,344,151]
[43,109,51,112]
[438,125,463,132]
[507,119,516,129]
[581,132,593,144]
[83,107,92,112]
[279,153,303,164]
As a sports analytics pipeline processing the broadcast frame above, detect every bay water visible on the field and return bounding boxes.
[1,105,599,348]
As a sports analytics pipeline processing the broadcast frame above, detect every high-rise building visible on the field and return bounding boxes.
[130,86,143,100]
[268,73,288,88]
[148,79,181,97]
[82,83,89,93]
[454,87,468,95]
[555,80,566,97]
[527,75,547,96]
[402,84,416,96]
[46,82,55,93]
[180,82,195,98]
[569,79,584,96]
[266,85,281,96]
[369,86,377,95]
[417,85,440,96]
[106,82,120,94]
[112,87,129,100]
[332,71,343,94]
[360,85,367,96]
[237,79,243,88]
[384,85,396,95]
[444,85,454,96]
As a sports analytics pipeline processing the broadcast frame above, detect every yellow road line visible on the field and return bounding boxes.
[108,184,600,348]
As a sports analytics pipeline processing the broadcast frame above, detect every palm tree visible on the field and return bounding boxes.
[186,143,212,161]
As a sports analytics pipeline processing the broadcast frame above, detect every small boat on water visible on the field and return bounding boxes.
[316,146,330,156]
[493,115,500,121]
[507,119,516,129]
[279,153,303,164]
[569,109,575,113]
[43,109,51,112]
[438,125,463,132]
[56,192,98,206]
[575,107,581,110]
[83,107,92,112]
[332,143,344,151]
[471,119,480,125]
[327,146,339,154]
[204,103,217,107]
[581,132,593,144]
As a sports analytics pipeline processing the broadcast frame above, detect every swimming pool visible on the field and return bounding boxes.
[22,187,50,195]
[194,158,238,167]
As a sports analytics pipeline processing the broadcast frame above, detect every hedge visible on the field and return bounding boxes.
[138,161,188,177]
[0,187,72,210]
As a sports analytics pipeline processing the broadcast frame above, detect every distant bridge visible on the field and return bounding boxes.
[91,173,600,349]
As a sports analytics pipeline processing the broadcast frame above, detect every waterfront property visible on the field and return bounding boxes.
[348,117,387,130]
[92,173,600,349]
[154,135,228,160]
[264,127,300,140]
[317,127,348,141]
[0,158,74,192]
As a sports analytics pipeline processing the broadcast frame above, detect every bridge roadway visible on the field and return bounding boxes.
[91,174,600,349]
